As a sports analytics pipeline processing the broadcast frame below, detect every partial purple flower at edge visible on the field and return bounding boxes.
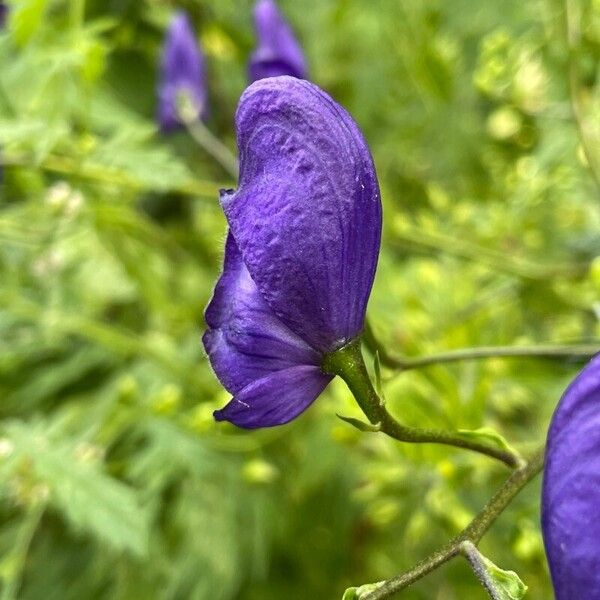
[0,3,7,29]
[248,0,307,82]
[157,11,207,132]
[203,76,382,429]
[541,353,600,599]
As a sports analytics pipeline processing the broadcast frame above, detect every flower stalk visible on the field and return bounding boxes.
[565,0,600,195]
[362,447,544,600]
[322,338,522,468]
[363,321,598,372]
[178,99,239,179]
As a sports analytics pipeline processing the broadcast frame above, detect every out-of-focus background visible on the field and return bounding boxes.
[0,0,598,598]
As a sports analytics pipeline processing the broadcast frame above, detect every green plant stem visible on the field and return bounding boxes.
[180,111,239,181]
[363,321,598,371]
[322,339,521,468]
[390,224,589,280]
[565,0,600,195]
[362,448,544,600]
[70,0,85,30]
[1,502,46,600]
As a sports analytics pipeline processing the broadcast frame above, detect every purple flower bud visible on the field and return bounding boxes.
[157,11,207,132]
[248,0,307,83]
[0,3,7,28]
[542,354,600,598]
[203,77,382,428]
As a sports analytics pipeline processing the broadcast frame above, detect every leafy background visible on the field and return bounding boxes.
[0,0,599,598]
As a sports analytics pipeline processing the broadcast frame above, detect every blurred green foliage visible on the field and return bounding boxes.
[0,0,598,598]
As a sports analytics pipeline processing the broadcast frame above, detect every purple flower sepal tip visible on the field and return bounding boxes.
[541,353,600,598]
[157,11,207,132]
[248,0,307,82]
[203,76,382,429]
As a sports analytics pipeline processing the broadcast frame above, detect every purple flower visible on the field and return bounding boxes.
[248,0,307,82]
[0,3,7,28]
[157,11,207,132]
[203,77,382,428]
[541,354,600,598]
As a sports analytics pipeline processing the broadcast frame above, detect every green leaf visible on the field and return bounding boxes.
[9,0,49,46]
[343,581,385,599]
[456,427,522,461]
[480,554,528,599]
[336,414,381,432]
[0,420,149,557]
[462,542,528,600]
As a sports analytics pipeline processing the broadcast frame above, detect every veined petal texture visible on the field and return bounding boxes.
[222,76,382,353]
[213,365,332,428]
[541,354,600,599]
[203,233,321,396]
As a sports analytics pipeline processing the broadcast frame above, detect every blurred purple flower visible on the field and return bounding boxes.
[248,0,307,82]
[542,353,600,598]
[157,11,207,132]
[203,77,382,428]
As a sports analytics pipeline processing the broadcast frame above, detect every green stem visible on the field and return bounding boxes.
[322,339,521,468]
[184,118,239,180]
[1,502,46,600]
[363,322,598,371]
[363,448,544,600]
[70,0,85,30]
[391,225,589,280]
[565,0,600,195]
[176,100,239,180]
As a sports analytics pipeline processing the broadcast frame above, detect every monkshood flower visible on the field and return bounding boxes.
[203,76,382,428]
[248,0,307,82]
[541,353,600,598]
[157,11,207,132]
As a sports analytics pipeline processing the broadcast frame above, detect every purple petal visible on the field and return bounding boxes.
[249,0,307,82]
[0,3,7,29]
[222,77,382,353]
[203,232,321,395]
[214,365,332,428]
[542,353,600,599]
[157,11,207,132]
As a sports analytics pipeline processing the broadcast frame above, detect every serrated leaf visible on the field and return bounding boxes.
[343,581,385,599]
[1,420,149,556]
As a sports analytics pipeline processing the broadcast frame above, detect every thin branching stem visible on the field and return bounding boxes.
[390,225,589,280]
[1,501,46,600]
[177,100,239,180]
[183,118,239,180]
[362,448,544,599]
[565,0,600,195]
[363,320,598,371]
